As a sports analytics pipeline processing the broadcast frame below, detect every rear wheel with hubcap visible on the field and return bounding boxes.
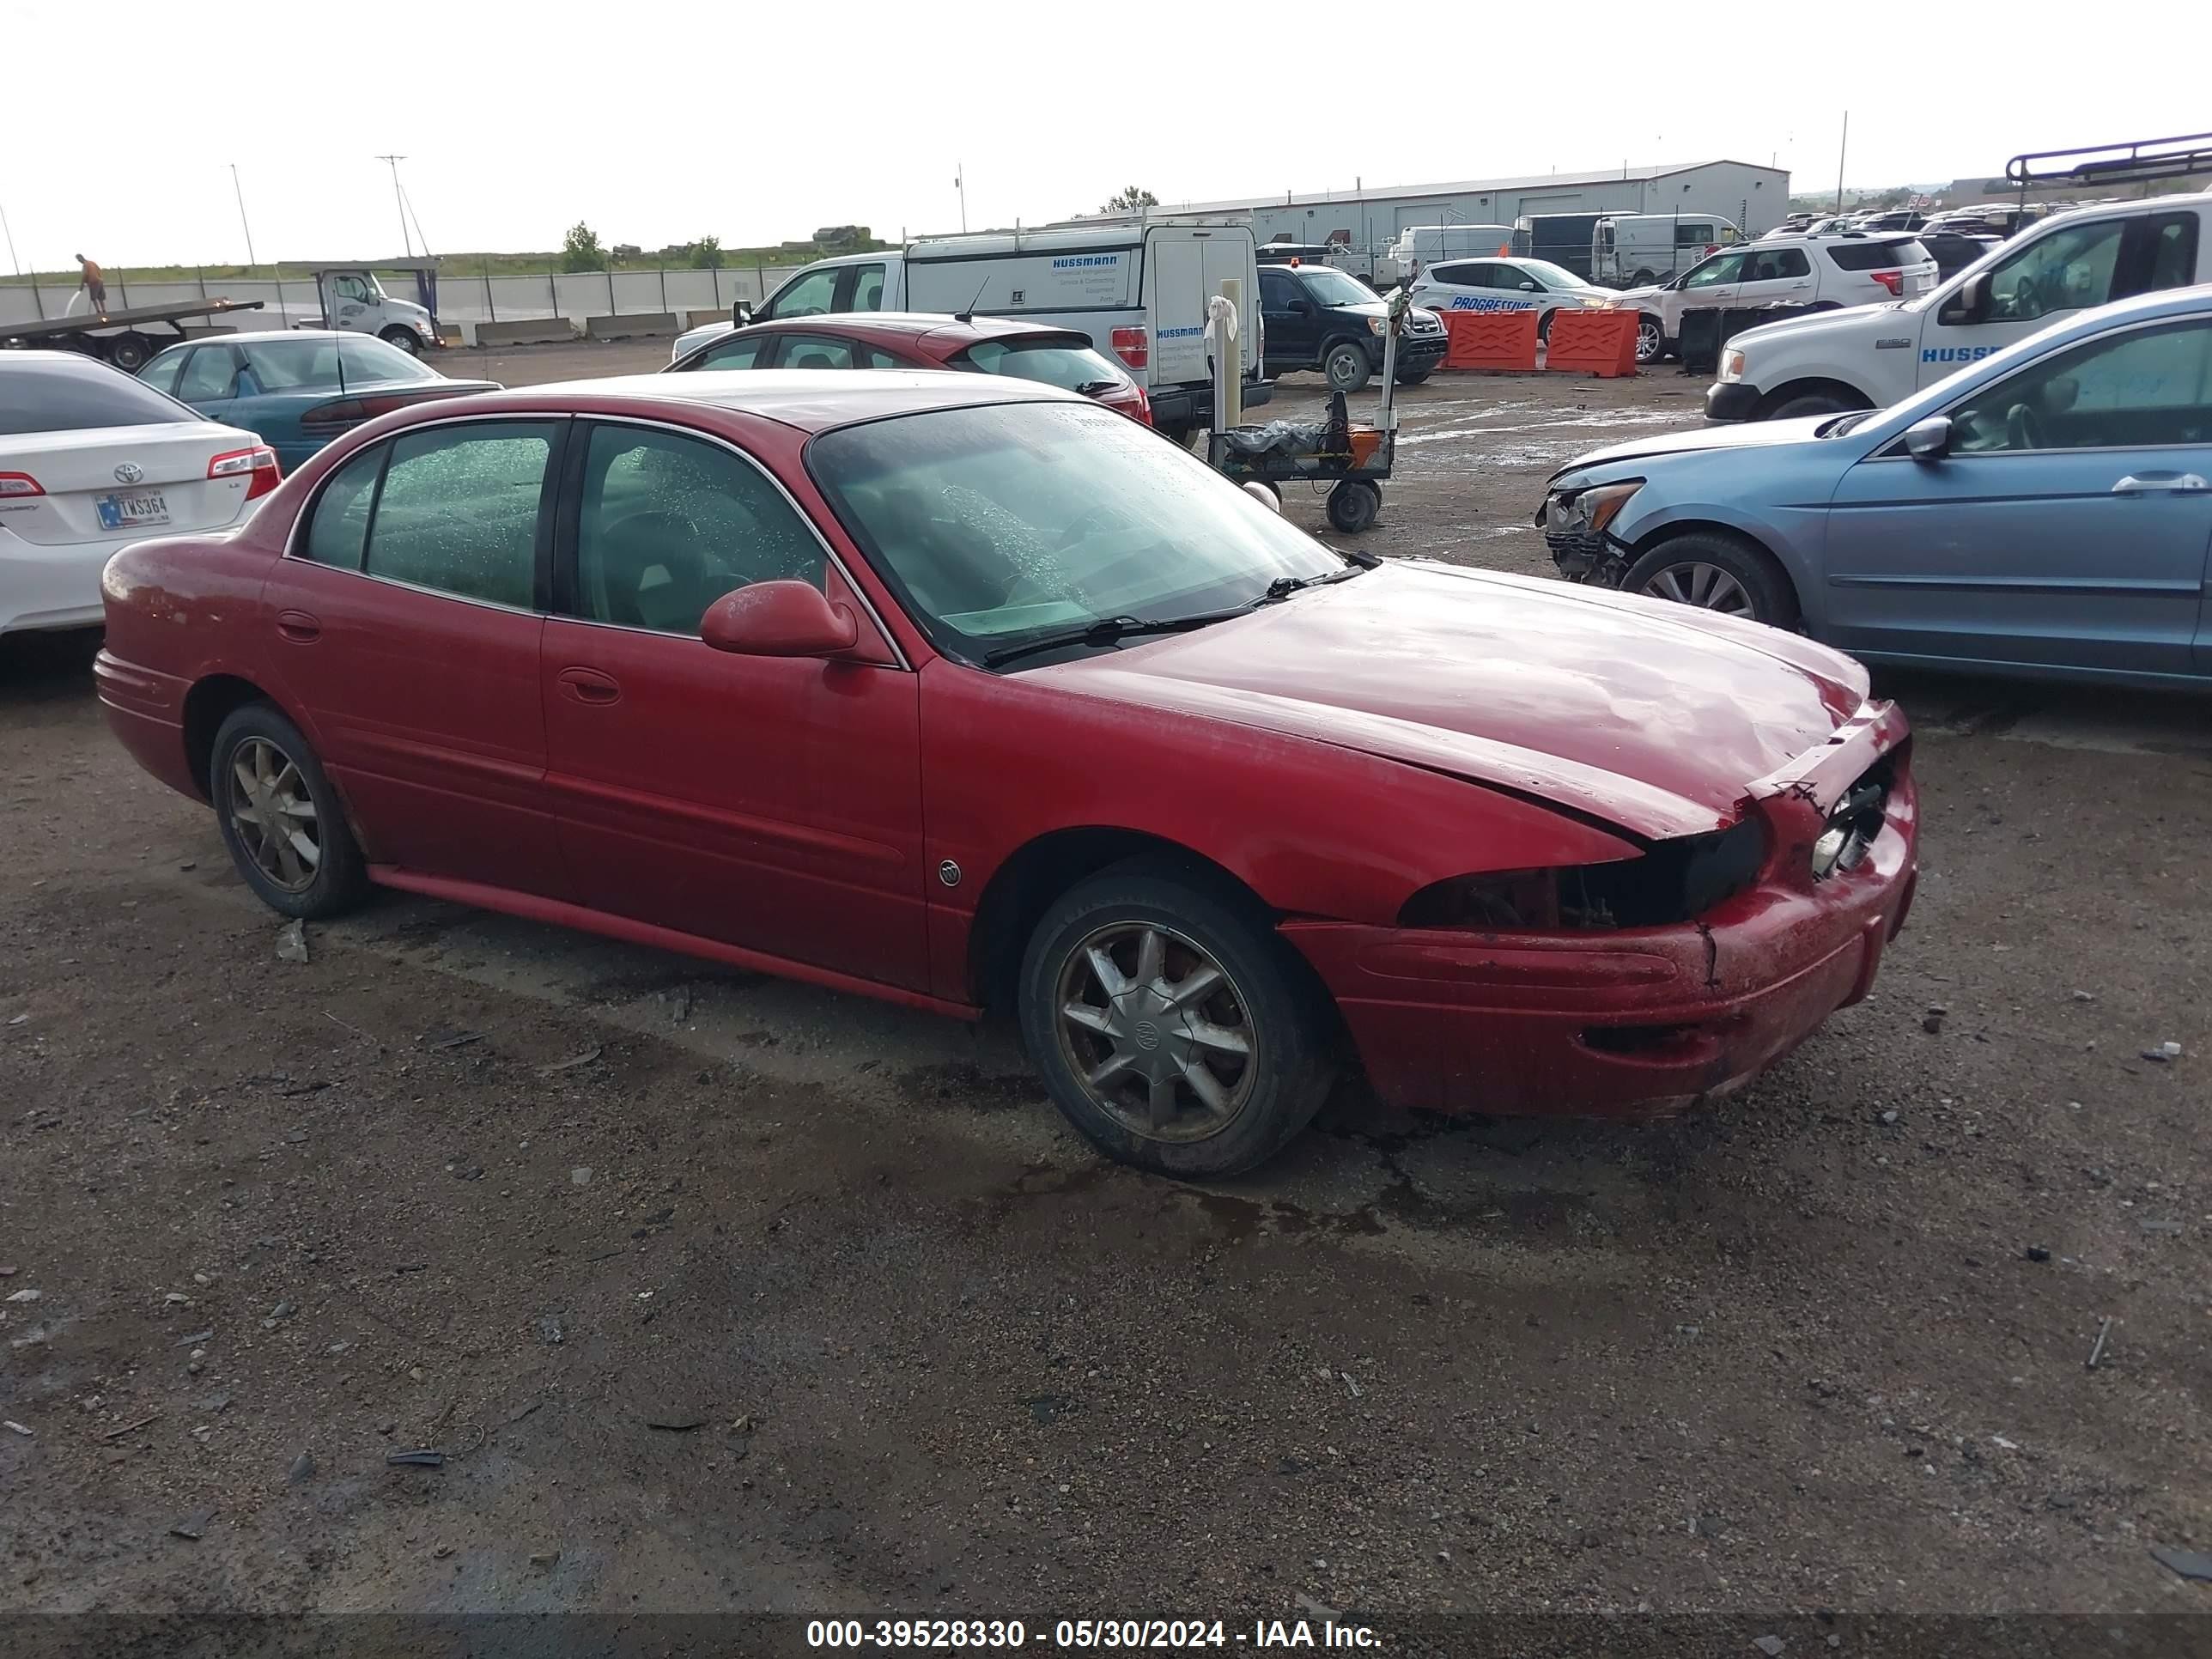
[1620,531,1799,629]
[210,704,371,920]
[1018,862,1335,1176]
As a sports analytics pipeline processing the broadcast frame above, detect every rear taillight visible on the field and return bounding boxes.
[0,472,44,497]
[1133,382,1152,426]
[210,445,282,501]
[1869,270,1904,296]
[1109,325,1149,370]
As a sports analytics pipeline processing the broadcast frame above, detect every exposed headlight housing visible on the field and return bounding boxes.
[1366,316,1386,337]
[1546,478,1643,539]
[1401,818,1768,932]
[1721,349,1747,381]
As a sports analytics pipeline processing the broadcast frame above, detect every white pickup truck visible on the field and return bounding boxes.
[1706,195,2211,421]
[297,266,441,355]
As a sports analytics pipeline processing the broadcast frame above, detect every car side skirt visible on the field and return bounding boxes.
[367,866,984,1023]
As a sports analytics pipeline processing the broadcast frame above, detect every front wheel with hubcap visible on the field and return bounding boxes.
[1018,862,1336,1176]
[378,326,422,356]
[1766,390,1862,422]
[1322,341,1372,394]
[210,703,371,920]
[1620,532,1799,629]
[1634,315,1665,364]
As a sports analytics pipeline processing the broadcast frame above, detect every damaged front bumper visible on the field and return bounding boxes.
[1284,702,1918,1119]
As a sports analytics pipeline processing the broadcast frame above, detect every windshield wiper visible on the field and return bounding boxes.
[1256,559,1375,604]
[982,611,1237,669]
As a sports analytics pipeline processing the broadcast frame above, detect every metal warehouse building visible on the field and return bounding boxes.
[1142,160,1793,253]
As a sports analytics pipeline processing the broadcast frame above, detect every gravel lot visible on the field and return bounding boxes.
[3,341,2209,1646]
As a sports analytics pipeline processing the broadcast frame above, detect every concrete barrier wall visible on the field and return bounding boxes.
[475,319,580,347]
[0,264,804,333]
[584,312,678,340]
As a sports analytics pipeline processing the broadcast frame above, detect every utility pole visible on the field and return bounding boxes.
[229,164,259,275]
[1834,112,1849,214]
[954,163,967,234]
[377,155,412,257]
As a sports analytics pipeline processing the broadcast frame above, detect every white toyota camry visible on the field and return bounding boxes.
[2,350,276,637]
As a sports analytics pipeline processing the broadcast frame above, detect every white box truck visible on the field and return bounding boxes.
[669,220,1269,441]
[1590,214,1739,288]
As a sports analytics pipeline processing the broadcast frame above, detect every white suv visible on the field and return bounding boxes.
[1623,234,1938,365]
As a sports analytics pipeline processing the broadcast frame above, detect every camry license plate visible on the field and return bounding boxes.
[96,491,170,531]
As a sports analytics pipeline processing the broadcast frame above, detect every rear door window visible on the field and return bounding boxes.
[2112,213,2202,301]
[300,444,386,571]
[362,422,553,608]
[768,334,900,370]
[845,264,889,312]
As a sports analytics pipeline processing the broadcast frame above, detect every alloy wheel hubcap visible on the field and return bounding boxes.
[1646,562,1753,615]
[1054,922,1255,1143]
[227,737,321,892]
[1637,320,1661,361]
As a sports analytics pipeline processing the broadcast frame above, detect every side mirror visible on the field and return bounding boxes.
[1241,481,1280,514]
[1903,416,1952,462]
[1518,280,1540,292]
[1290,297,1315,315]
[732,301,757,327]
[700,580,860,658]
[1941,272,1987,325]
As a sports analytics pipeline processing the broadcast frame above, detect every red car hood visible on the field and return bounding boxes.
[1035,561,1871,841]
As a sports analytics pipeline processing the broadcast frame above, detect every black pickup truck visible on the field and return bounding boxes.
[1256,263,1447,393]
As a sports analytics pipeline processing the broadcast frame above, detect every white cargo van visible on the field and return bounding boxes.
[1590,214,1738,288]
[668,221,1268,441]
[1382,225,1516,283]
[1709,194,2212,421]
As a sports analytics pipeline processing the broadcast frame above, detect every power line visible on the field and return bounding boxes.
[376,155,411,257]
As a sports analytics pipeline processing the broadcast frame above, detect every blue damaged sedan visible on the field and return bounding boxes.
[1537,284,2212,689]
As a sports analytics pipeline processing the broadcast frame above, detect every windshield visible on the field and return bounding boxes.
[237,336,440,389]
[1515,259,1591,291]
[809,402,1346,665]
[1293,266,1376,307]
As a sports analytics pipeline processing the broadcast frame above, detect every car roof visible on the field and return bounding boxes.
[737,312,1082,344]
[150,329,364,351]
[489,368,1084,433]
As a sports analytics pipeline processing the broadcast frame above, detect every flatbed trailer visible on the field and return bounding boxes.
[0,298,268,371]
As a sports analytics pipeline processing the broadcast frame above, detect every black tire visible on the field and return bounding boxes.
[107,333,151,372]
[1620,531,1800,629]
[378,326,422,356]
[1395,367,1432,386]
[209,703,371,921]
[1326,479,1381,534]
[1017,860,1337,1177]
[1630,268,1657,287]
[1154,421,1195,447]
[1537,309,1555,343]
[1322,340,1372,394]
[1766,390,1865,422]
[1634,314,1666,364]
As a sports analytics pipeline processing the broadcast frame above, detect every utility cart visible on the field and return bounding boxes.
[1205,286,1407,533]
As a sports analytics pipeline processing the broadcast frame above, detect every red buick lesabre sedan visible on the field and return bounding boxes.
[97,372,1917,1176]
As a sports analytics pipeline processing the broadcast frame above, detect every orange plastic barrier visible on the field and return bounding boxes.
[1440,309,1539,372]
[1543,308,1640,377]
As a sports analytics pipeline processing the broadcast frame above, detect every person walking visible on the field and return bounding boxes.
[76,253,107,316]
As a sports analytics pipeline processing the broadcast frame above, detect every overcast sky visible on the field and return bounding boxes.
[6,2,2208,271]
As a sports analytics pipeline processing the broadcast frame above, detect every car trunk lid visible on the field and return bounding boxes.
[1,421,262,545]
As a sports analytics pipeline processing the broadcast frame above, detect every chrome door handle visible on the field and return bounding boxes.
[2112,473,2210,494]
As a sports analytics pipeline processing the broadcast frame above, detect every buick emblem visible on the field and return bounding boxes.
[937,860,961,888]
[113,462,144,484]
[1132,1020,1161,1052]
